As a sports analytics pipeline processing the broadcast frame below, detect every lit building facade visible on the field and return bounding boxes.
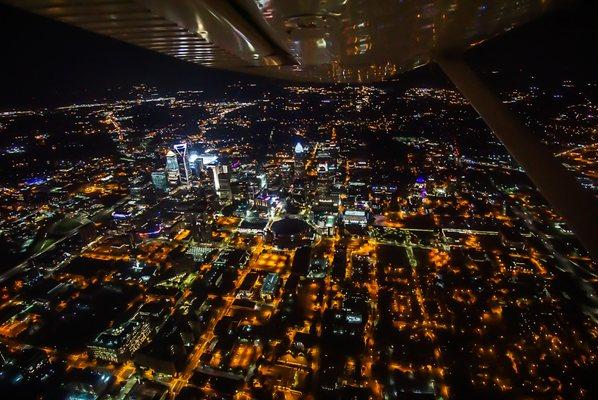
[88,320,150,363]
[165,150,180,185]
[151,171,168,192]
[294,142,305,178]
[261,273,280,301]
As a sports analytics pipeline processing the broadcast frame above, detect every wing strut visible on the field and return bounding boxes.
[437,56,598,260]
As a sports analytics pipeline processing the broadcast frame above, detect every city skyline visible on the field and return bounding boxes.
[0,1,596,400]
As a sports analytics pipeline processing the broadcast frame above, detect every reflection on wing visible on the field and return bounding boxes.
[1,0,573,82]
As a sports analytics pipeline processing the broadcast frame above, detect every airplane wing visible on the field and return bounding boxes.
[0,0,574,83]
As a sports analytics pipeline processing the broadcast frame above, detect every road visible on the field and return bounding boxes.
[510,203,598,322]
[0,197,129,284]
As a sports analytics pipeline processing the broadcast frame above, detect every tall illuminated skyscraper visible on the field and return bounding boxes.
[294,142,305,178]
[209,165,232,202]
[173,143,190,186]
[151,170,168,192]
[165,150,180,185]
[189,152,203,176]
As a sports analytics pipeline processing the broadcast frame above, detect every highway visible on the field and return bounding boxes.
[0,197,129,284]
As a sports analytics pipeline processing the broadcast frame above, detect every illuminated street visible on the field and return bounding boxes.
[0,1,597,399]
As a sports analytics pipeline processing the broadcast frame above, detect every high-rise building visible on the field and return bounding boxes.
[188,152,203,176]
[173,143,190,186]
[193,157,203,176]
[209,165,232,202]
[165,150,180,185]
[151,170,168,192]
[88,320,150,363]
[217,172,232,202]
[294,142,306,178]
[210,165,221,190]
[257,172,268,190]
[261,273,280,301]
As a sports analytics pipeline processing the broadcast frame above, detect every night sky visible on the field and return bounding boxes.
[0,1,595,109]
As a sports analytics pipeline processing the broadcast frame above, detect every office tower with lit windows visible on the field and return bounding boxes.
[209,165,232,202]
[88,320,150,363]
[217,172,232,202]
[192,157,203,176]
[173,143,190,186]
[165,150,180,185]
[294,142,306,178]
[151,170,168,192]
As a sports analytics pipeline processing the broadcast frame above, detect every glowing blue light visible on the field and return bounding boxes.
[139,224,163,237]
[24,177,46,186]
[188,152,200,163]
[112,212,131,219]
